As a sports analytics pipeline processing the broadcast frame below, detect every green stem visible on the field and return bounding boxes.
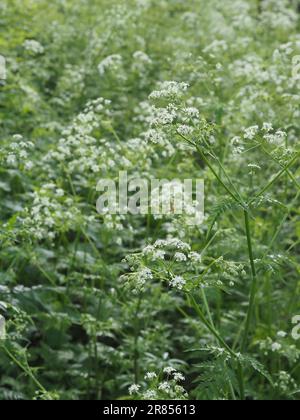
[189,294,236,358]
[250,152,299,204]
[188,294,245,399]
[177,132,243,206]
[2,345,46,393]
[241,210,257,352]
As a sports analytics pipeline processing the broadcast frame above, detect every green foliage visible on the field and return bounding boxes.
[0,0,299,400]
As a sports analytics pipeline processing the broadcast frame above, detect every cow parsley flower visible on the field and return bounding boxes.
[183,107,200,119]
[145,372,157,380]
[174,252,187,262]
[248,164,261,170]
[189,252,202,263]
[244,125,259,140]
[163,367,176,374]
[271,342,282,352]
[262,122,273,132]
[23,39,44,54]
[129,384,141,395]
[149,81,189,101]
[133,51,152,64]
[169,276,186,290]
[158,382,171,393]
[144,128,165,144]
[151,106,177,126]
[173,372,185,382]
[98,54,122,75]
[177,124,194,136]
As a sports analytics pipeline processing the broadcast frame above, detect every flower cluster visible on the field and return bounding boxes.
[23,39,44,54]
[98,54,123,75]
[122,236,243,293]
[19,185,83,241]
[128,366,188,400]
[149,81,189,101]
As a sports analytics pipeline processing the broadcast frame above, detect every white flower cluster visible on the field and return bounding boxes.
[123,237,203,293]
[260,0,297,31]
[128,384,140,395]
[149,81,189,100]
[169,276,186,290]
[44,97,112,174]
[143,127,176,157]
[263,130,287,146]
[177,124,194,137]
[144,128,166,145]
[144,371,157,380]
[23,39,44,54]
[142,81,202,153]
[150,105,177,126]
[20,185,82,241]
[98,54,123,75]
[274,371,297,394]
[142,238,192,258]
[128,366,188,400]
[2,134,34,170]
[243,125,259,140]
[233,124,289,153]
[121,265,153,294]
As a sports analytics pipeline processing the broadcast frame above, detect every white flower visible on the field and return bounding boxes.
[169,276,185,290]
[244,125,259,140]
[183,107,199,118]
[163,366,176,374]
[144,129,165,144]
[271,342,282,352]
[23,39,44,54]
[12,134,23,141]
[154,238,191,252]
[153,250,166,261]
[174,252,187,262]
[98,54,122,75]
[151,107,177,126]
[158,381,171,393]
[25,161,33,170]
[143,245,155,255]
[275,130,287,142]
[56,189,65,197]
[277,331,287,338]
[139,268,153,280]
[262,122,273,132]
[173,372,185,382]
[145,372,157,380]
[135,267,153,289]
[19,150,28,158]
[248,164,261,170]
[128,384,140,395]
[177,124,194,136]
[149,81,189,100]
[133,51,152,64]
[189,252,202,263]
[143,390,157,399]
[7,154,16,165]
